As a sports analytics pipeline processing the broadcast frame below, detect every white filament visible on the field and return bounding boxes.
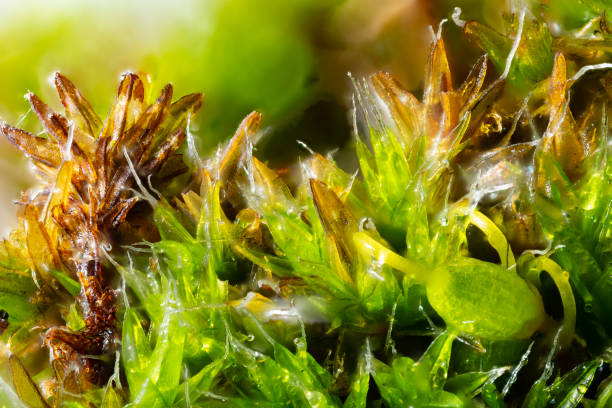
[501,8,526,80]
[123,147,157,206]
[452,7,465,28]
[569,63,612,85]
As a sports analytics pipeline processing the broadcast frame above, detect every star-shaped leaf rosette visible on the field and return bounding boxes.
[0,73,201,395]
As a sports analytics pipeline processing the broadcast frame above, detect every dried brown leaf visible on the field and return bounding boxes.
[142,128,186,174]
[54,72,103,137]
[130,84,173,167]
[219,111,261,183]
[371,71,424,144]
[27,92,69,144]
[541,53,584,180]
[457,54,488,112]
[310,179,357,265]
[423,37,453,107]
[0,123,62,168]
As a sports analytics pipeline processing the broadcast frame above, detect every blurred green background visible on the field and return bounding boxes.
[0,0,606,234]
[0,0,436,233]
[0,0,433,154]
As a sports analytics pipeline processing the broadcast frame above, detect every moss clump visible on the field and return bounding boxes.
[1,2,612,407]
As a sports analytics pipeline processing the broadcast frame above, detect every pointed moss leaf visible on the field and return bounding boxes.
[0,374,27,408]
[452,338,531,374]
[50,269,81,296]
[310,178,357,268]
[8,355,49,408]
[355,127,415,247]
[132,297,185,407]
[307,154,375,219]
[174,360,225,405]
[239,188,360,303]
[418,332,455,389]
[482,382,506,408]
[547,360,600,407]
[196,255,228,307]
[354,238,402,319]
[251,359,292,404]
[395,279,430,326]
[195,181,239,282]
[404,188,431,262]
[595,376,612,408]
[232,244,294,278]
[101,387,122,408]
[369,355,463,407]
[153,241,197,288]
[264,210,323,265]
[356,266,401,320]
[232,337,341,407]
[444,368,508,399]
[154,202,196,244]
[274,343,340,406]
[464,16,553,93]
[122,308,152,395]
[523,382,551,408]
[344,357,369,408]
[115,262,164,327]
[523,335,558,408]
[65,303,85,331]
